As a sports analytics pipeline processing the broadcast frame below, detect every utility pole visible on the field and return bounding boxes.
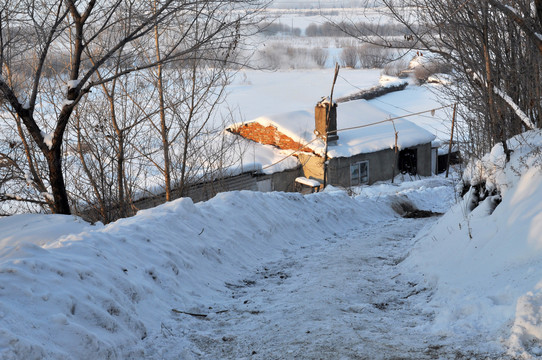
[323,63,340,188]
[391,119,398,183]
[446,103,457,178]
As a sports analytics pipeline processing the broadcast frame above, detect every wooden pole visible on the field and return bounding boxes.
[391,120,398,183]
[446,103,457,178]
[323,63,340,188]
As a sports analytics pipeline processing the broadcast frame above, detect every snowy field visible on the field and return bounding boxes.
[224,69,451,141]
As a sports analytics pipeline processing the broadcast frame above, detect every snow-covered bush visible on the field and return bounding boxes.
[340,46,358,68]
[357,44,393,68]
[256,42,326,69]
[310,48,328,68]
[461,130,542,212]
[409,56,452,83]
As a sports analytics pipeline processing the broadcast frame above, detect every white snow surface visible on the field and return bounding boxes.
[410,129,542,359]
[61,99,74,108]
[367,84,453,143]
[329,99,436,157]
[224,69,382,121]
[3,65,542,359]
[0,175,459,359]
[223,134,300,176]
[217,69,384,172]
[67,80,80,90]
[295,176,321,187]
[40,131,54,150]
[3,143,542,358]
[222,69,448,171]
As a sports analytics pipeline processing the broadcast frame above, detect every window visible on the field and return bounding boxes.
[350,161,369,186]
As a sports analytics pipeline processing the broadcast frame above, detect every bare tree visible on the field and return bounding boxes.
[310,48,329,68]
[340,0,542,160]
[0,0,264,214]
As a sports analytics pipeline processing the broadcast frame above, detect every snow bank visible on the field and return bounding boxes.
[402,130,542,358]
[0,188,406,359]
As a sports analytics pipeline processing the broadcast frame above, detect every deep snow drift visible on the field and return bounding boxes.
[408,130,542,359]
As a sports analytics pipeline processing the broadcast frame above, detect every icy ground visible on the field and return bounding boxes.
[169,218,452,359]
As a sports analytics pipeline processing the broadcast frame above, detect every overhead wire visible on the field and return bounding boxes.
[332,103,454,134]
[261,136,321,171]
[337,73,447,121]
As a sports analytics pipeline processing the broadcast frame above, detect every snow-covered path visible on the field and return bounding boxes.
[3,175,520,359]
[160,215,493,359]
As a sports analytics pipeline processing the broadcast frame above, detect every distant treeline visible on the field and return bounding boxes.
[260,21,411,37]
[306,21,410,37]
[259,22,302,36]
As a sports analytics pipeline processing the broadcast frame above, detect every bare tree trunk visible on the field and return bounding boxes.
[479,6,511,162]
[45,147,71,214]
[153,0,171,202]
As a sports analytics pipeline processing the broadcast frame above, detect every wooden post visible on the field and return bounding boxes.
[446,103,457,178]
[323,63,340,188]
[391,120,398,183]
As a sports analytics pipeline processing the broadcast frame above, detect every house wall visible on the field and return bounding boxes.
[297,153,325,182]
[416,143,433,176]
[268,167,304,191]
[327,142,433,187]
[113,167,303,221]
[231,123,313,152]
[328,148,396,186]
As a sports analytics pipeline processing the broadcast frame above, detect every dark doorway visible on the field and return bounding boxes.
[437,151,461,174]
[398,148,417,175]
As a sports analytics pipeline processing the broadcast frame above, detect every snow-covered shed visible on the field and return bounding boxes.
[229,99,436,187]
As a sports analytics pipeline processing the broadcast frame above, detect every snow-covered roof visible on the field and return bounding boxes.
[234,99,436,159]
[225,135,300,175]
[295,177,321,187]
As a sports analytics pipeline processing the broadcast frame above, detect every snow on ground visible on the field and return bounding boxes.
[405,130,542,359]
[4,138,542,358]
[1,173,460,359]
[224,68,382,122]
[179,216,439,359]
[2,40,542,358]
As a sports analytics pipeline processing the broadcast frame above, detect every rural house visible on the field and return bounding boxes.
[229,98,436,188]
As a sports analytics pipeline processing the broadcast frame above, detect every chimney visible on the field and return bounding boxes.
[315,97,338,142]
